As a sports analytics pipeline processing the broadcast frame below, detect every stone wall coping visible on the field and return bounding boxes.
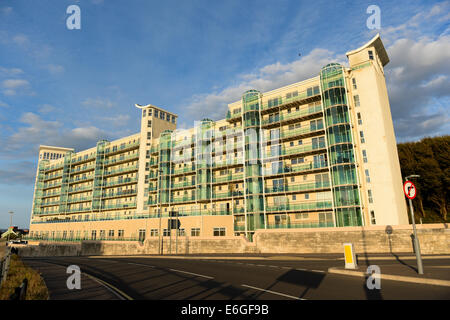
[254,223,449,234]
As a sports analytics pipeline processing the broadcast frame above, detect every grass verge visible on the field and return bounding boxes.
[0,254,49,300]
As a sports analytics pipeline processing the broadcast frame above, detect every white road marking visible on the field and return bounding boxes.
[127,262,155,268]
[242,284,305,300]
[169,268,214,279]
[311,269,325,273]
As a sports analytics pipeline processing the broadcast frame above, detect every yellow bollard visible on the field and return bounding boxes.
[343,243,357,269]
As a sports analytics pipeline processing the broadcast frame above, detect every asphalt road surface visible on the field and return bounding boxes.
[24,255,450,300]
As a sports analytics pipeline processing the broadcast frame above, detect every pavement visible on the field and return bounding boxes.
[22,253,450,300]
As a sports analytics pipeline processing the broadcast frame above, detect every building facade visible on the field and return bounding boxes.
[28,34,408,242]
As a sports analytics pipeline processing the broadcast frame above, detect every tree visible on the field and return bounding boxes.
[397,135,450,223]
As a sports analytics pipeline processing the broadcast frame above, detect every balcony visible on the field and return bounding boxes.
[105,141,140,155]
[265,181,331,194]
[104,165,139,177]
[261,104,322,127]
[266,201,332,212]
[104,152,139,166]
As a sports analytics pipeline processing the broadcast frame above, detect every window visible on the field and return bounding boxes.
[150,229,158,236]
[138,229,146,242]
[163,229,170,236]
[147,132,152,140]
[172,117,176,124]
[305,193,309,199]
[360,131,365,143]
[368,50,374,60]
[354,95,360,107]
[365,169,371,183]
[362,150,368,163]
[148,109,152,116]
[154,110,158,117]
[295,213,309,220]
[368,190,373,203]
[118,229,124,238]
[166,114,171,122]
[213,227,226,236]
[108,230,114,238]
[177,228,185,236]
[292,194,296,200]
[91,230,97,240]
[357,113,362,125]
[147,120,152,127]
[268,98,280,108]
[143,110,146,117]
[191,228,200,237]
[352,78,357,89]
[370,210,376,224]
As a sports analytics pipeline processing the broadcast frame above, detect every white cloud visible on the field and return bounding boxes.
[12,34,29,46]
[99,114,131,127]
[184,48,339,121]
[2,79,29,89]
[82,97,115,109]
[0,113,112,158]
[38,104,57,114]
[1,79,30,95]
[0,66,24,76]
[46,64,64,75]
[1,7,12,15]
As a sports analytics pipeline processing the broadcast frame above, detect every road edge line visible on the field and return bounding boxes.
[328,267,450,287]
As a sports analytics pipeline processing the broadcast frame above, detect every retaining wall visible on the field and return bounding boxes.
[17,223,450,257]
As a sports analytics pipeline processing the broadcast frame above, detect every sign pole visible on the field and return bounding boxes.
[404,179,424,275]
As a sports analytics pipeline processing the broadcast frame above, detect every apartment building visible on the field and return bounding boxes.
[28,34,408,242]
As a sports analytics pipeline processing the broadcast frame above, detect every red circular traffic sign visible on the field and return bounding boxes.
[403,181,417,200]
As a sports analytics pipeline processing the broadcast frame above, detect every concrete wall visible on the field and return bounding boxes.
[254,224,450,254]
[18,224,450,257]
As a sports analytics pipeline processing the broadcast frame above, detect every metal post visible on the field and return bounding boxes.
[406,176,424,275]
[157,169,162,255]
[175,210,178,255]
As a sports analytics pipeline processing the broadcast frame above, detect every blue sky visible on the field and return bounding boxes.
[0,0,449,228]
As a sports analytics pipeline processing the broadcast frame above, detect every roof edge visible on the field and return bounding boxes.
[346,33,389,66]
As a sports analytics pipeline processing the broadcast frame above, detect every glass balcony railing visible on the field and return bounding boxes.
[104,153,139,166]
[104,165,139,176]
[261,88,320,112]
[212,190,244,199]
[212,174,244,183]
[266,201,332,212]
[264,161,328,176]
[261,105,322,126]
[70,164,96,174]
[266,142,326,158]
[265,181,331,193]
[104,177,138,187]
[105,141,140,154]
[69,175,95,183]
[68,185,93,193]
[265,221,334,229]
[266,124,324,141]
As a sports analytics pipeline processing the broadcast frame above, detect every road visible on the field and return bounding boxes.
[23,255,450,300]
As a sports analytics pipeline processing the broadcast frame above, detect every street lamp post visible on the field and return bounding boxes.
[157,169,163,255]
[8,211,13,241]
[405,175,424,275]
